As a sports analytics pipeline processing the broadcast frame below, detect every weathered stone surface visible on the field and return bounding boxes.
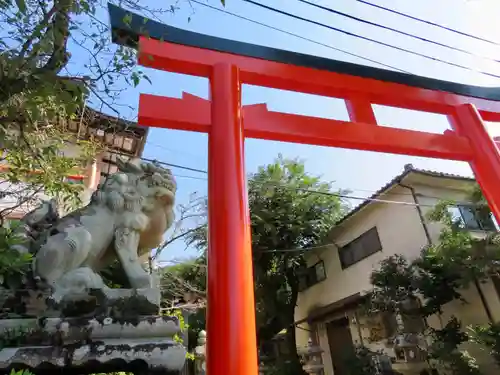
[0,159,186,374]
[0,315,181,343]
[13,158,176,309]
[0,315,187,373]
[0,340,186,374]
[0,288,54,318]
[56,287,161,318]
[0,287,162,319]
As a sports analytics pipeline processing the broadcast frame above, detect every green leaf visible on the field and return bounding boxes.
[143,74,152,85]
[131,72,140,87]
[122,13,133,27]
[15,0,25,13]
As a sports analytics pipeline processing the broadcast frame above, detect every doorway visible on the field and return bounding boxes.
[326,317,356,375]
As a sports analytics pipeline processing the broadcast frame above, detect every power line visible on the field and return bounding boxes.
[189,0,408,72]
[266,184,474,208]
[137,154,470,203]
[141,152,472,201]
[140,156,208,174]
[175,174,208,181]
[146,141,205,161]
[139,162,484,208]
[141,158,483,207]
[297,0,500,63]
[356,0,500,47]
[241,0,500,80]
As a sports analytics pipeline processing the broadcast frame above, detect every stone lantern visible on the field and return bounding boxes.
[297,338,325,375]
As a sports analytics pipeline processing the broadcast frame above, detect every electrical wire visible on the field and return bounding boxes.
[136,154,475,203]
[188,0,408,72]
[138,157,482,207]
[241,0,500,80]
[297,0,500,63]
[146,141,205,161]
[109,149,208,174]
[139,144,477,201]
[140,156,208,174]
[356,0,500,46]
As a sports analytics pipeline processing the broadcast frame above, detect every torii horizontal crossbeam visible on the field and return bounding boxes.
[140,93,473,160]
[137,37,500,122]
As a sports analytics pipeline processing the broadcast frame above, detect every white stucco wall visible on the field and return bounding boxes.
[295,173,500,375]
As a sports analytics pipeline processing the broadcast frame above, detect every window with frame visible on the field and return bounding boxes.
[298,260,326,291]
[338,227,382,269]
[447,205,497,231]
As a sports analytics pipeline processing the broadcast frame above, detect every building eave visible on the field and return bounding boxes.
[331,165,475,232]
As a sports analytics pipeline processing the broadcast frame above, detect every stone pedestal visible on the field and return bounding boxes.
[194,330,206,375]
[0,158,185,374]
[0,315,187,374]
[297,339,325,375]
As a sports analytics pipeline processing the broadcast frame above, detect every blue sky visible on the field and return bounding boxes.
[84,0,500,264]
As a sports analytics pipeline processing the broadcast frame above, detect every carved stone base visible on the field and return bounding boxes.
[0,340,186,375]
[0,287,161,319]
[0,315,187,374]
[56,287,161,318]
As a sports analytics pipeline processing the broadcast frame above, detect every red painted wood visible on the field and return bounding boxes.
[135,34,500,375]
[449,104,500,223]
[139,93,210,133]
[345,98,377,124]
[245,107,472,160]
[206,64,258,375]
[138,93,472,160]
[138,37,500,121]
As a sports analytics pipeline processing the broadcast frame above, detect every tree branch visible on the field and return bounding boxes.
[38,0,71,74]
[154,224,207,260]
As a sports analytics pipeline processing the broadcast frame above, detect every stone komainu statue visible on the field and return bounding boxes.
[14,158,176,304]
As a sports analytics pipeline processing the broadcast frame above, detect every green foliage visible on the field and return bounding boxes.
[160,256,207,354]
[0,0,215,224]
[0,326,34,349]
[242,156,347,352]
[161,308,195,361]
[186,156,348,374]
[469,323,500,366]
[0,126,101,217]
[369,254,417,314]
[9,370,33,375]
[368,183,500,375]
[368,251,462,319]
[341,346,387,375]
[0,223,32,288]
[161,255,206,304]
[100,260,131,289]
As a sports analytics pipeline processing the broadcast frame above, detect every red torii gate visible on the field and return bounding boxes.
[109,5,500,375]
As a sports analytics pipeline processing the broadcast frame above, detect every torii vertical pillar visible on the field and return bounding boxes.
[207,63,258,375]
[450,104,500,223]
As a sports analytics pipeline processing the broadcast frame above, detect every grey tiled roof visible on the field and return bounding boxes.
[334,164,474,227]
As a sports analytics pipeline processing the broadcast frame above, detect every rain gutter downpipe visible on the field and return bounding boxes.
[398,182,432,246]
[399,181,494,323]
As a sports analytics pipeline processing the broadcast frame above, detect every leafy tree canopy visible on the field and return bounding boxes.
[186,155,349,374]
[367,183,500,374]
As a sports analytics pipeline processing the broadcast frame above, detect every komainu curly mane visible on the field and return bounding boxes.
[16,158,177,303]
